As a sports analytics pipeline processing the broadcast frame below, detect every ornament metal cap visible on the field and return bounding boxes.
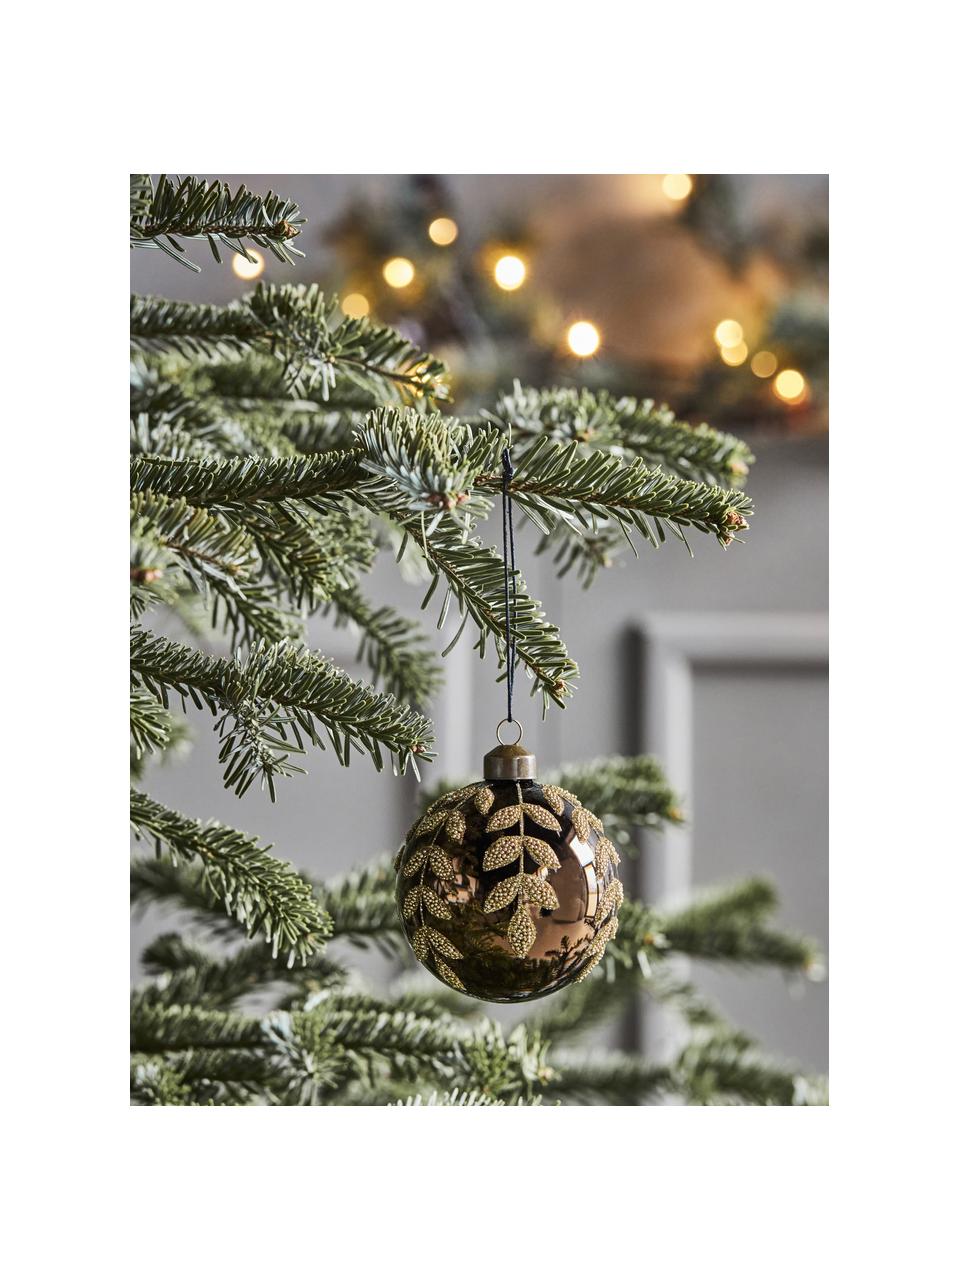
[484,719,536,780]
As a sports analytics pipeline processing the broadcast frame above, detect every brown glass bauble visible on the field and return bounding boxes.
[395,739,623,1003]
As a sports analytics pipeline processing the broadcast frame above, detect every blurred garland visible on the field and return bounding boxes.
[320,174,827,433]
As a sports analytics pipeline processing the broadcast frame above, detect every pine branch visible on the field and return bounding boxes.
[402,513,579,710]
[130,1057,198,1106]
[130,684,177,759]
[130,491,299,646]
[130,449,365,507]
[132,858,245,940]
[486,382,753,487]
[542,1052,672,1105]
[661,879,821,972]
[392,1088,541,1106]
[355,407,500,520]
[495,434,753,552]
[532,517,626,587]
[130,174,304,272]
[130,790,331,962]
[131,1051,274,1105]
[131,370,299,459]
[130,627,435,792]
[130,286,450,403]
[131,997,264,1052]
[673,1031,828,1106]
[324,586,443,708]
[141,933,344,1009]
[320,859,403,953]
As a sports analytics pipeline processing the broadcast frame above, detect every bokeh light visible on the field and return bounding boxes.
[231,249,265,280]
[662,174,694,201]
[720,341,749,367]
[428,217,458,246]
[493,254,527,290]
[341,293,370,318]
[751,350,778,378]
[714,318,744,349]
[382,257,415,288]
[566,321,601,357]
[773,369,807,402]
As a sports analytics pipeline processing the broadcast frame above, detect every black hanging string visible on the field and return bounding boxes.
[501,446,517,723]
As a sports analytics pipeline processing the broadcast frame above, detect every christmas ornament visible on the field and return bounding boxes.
[394,446,624,1002]
[395,726,623,1001]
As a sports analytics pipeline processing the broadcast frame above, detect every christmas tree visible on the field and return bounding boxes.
[130,174,825,1106]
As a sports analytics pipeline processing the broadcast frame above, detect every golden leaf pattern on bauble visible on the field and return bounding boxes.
[588,915,619,956]
[424,927,462,960]
[445,810,466,843]
[428,846,455,879]
[483,835,524,870]
[428,785,477,812]
[571,807,592,842]
[586,810,604,834]
[474,786,495,815]
[402,886,421,919]
[541,785,567,816]
[411,927,430,960]
[507,904,537,957]
[522,803,562,833]
[524,836,560,870]
[420,886,452,919]
[522,874,560,910]
[434,958,466,991]
[415,809,446,838]
[595,880,623,924]
[575,950,604,983]
[484,874,521,913]
[594,836,617,878]
[403,844,430,877]
[486,804,522,832]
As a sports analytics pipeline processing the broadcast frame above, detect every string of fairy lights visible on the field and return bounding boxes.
[228,175,811,401]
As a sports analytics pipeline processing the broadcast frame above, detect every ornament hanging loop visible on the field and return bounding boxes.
[501,446,518,725]
[496,717,523,746]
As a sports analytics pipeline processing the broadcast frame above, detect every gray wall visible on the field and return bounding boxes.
[131,175,828,1077]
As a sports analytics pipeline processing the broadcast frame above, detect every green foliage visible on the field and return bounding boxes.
[131,285,450,403]
[323,587,443,708]
[140,933,345,1009]
[130,790,330,962]
[488,382,754,488]
[507,434,752,554]
[403,513,579,710]
[543,1052,673,1105]
[130,174,305,273]
[130,626,434,795]
[659,878,820,971]
[129,173,823,1107]
[674,1031,828,1106]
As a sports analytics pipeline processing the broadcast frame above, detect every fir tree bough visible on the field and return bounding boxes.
[130,174,824,1106]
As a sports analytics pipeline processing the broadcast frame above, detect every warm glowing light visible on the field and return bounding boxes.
[341,292,370,318]
[428,216,458,246]
[773,369,807,402]
[662,173,694,201]
[382,257,415,288]
[750,350,778,378]
[231,249,265,280]
[493,254,527,290]
[713,319,744,349]
[566,320,601,357]
[720,341,749,367]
